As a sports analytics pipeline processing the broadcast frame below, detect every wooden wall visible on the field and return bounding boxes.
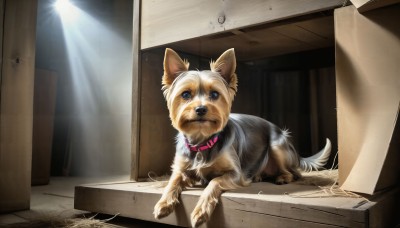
[233,48,337,161]
[0,0,38,212]
[138,50,176,178]
[31,69,57,185]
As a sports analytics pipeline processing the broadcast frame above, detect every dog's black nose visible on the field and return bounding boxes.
[195,106,208,116]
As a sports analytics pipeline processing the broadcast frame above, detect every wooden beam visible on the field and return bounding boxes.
[131,0,141,181]
[75,181,400,227]
[0,0,38,212]
[0,0,3,66]
[31,69,57,185]
[141,0,342,49]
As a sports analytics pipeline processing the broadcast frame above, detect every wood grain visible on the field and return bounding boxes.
[138,51,176,178]
[141,0,342,50]
[0,0,38,212]
[75,181,400,227]
[131,0,141,181]
[31,69,57,185]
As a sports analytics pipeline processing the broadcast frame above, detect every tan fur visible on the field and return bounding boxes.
[270,145,296,184]
[162,48,189,89]
[156,49,247,227]
[162,49,234,143]
[154,48,330,227]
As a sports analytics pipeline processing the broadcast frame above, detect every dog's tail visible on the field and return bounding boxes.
[299,138,332,172]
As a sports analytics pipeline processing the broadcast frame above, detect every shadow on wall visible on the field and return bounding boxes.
[35,0,133,176]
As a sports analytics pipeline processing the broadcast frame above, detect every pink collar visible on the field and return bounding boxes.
[185,134,219,152]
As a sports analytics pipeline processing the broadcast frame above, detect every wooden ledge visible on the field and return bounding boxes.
[74,179,400,227]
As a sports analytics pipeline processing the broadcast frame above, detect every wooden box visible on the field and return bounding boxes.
[76,181,400,227]
[75,1,400,227]
[132,0,342,181]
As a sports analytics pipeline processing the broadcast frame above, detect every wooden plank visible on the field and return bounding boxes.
[138,51,176,178]
[231,63,264,117]
[363,187,400,227]
[335,5,400,194]
[141,0,220,50]
[141,0,342,49]
[0,0,3,67]
[309,70,320,153]
[168,14,334,61]
[0,0,38,212]
[270,18,333,49]
[32,69,57,185]
[75,181,390,227]
[131,0,141,181]
[296,16,334,44]
[350,0,400,12]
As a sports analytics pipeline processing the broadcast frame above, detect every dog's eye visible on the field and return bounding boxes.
[210,91,219,100]
[181,91,192,100]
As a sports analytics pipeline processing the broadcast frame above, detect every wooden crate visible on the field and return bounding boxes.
[75,1,400,227]
[132,0,343,181]
[75,180,400,227]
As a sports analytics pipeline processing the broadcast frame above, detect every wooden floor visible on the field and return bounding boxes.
[0,176,176,227]
[74,171,400,228]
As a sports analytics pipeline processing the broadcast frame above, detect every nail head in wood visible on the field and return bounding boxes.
[218,15,225,24]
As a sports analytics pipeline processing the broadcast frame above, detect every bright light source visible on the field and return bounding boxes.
[55,0,72,13]
[54,0,78,22]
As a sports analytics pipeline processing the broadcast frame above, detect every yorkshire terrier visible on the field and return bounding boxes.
[154,48,331,227]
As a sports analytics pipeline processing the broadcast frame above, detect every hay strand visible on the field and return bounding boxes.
[3,212,119,228]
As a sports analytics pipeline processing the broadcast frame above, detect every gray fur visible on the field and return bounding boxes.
[176,113,331,183]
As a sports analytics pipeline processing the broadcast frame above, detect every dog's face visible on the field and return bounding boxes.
[162,48,238,141]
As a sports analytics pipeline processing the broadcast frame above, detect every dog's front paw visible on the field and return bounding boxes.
[191,207,208,228]
[153,199,175,219]
[191,198,216,227]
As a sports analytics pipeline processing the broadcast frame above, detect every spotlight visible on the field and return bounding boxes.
[54,0,78,22]
[54,0,71,14]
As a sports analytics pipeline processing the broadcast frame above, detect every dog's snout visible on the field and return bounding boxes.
[195,106,208,116]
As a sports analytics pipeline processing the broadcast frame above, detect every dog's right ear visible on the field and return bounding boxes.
[162,48,189,86]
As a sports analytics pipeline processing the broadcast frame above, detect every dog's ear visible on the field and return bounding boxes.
[163,48,189,86]
[210,48,237,93]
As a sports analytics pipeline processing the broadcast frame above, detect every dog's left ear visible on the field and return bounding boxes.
[163,48,189,87]
[210,48,237,92]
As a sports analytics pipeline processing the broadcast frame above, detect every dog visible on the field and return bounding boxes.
[153,48,332,227]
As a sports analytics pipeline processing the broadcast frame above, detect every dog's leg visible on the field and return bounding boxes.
[154,156,189,219]
[153,171,184,219]
[191,172,245,227]
[270,145,297,184]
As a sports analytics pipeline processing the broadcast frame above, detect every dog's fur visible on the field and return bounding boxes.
[154,48,332,227]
